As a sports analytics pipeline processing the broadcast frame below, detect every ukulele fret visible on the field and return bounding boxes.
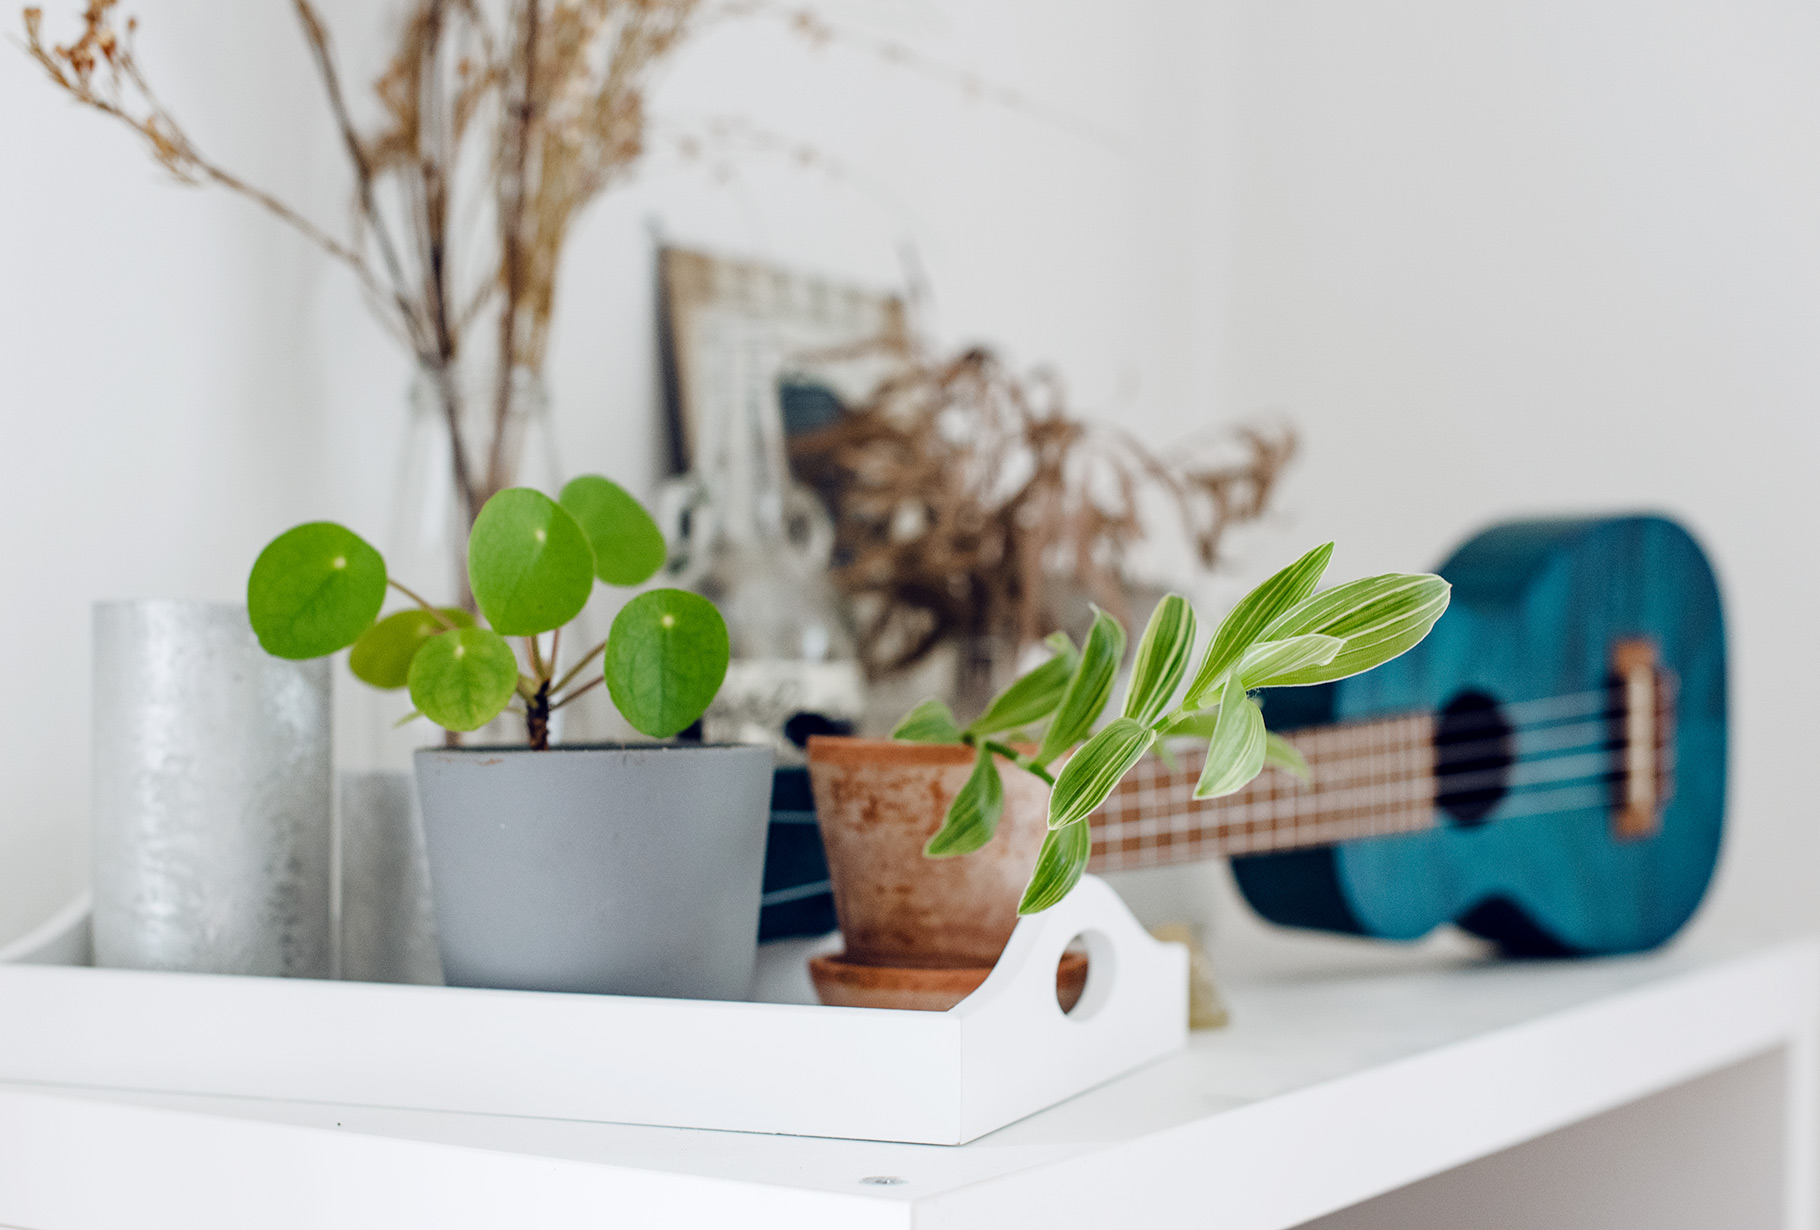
[1088,713,1438,872]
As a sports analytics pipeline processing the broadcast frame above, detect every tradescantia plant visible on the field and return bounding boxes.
[892,543,1451,914]
[246,477,728,749]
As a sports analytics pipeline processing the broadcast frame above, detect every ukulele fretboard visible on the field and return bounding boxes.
[1087,714,1438,871]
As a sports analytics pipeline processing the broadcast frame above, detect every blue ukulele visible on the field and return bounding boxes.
[1085,515,1727,956]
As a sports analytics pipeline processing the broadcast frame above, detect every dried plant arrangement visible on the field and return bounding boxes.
[22,1,1106,534]
[787,341,1296,682]
[23,0,711,525]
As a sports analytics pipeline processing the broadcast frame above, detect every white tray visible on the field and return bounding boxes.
[0,876,1185,1145]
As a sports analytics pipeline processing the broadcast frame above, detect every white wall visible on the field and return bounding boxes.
[1204,0,1820,952]
[1,0,1816,960]
[0,1,335,942]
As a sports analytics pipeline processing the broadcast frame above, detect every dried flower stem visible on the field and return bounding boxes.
[489,0,539,505]
[24,0,1127,565]
[22,0,708,534]
[291,0,423,347]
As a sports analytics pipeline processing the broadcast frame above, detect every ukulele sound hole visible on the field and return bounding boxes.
[1435,690,1513,826]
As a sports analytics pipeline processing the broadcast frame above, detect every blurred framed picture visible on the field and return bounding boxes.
[658,244,909,475]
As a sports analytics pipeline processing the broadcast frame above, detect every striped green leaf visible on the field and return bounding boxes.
[1121,594,1197,724]
[1264,732,1311,784]
[893,697,965,744]
[1017,817,1093,914]
[1035,609,1126,768]
[1238,633,1344,690]
[924,746,1005,858]
[966,633,1079,737]
[1255,573,1451,687]
[1194,672,1268,799]
[1157,707,1220,739]
[1048,717,1156,830]
[1183,542,1333,709]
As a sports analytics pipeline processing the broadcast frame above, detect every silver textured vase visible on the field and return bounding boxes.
[91,601,332,976]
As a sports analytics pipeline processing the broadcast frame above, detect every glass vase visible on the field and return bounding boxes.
[340,365,570,774]
[664,319,865,764]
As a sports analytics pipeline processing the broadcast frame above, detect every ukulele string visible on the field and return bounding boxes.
[1264,678,1677,782]
[1248,723,1633,788]
[1257,684,1616,740]
[1096,750,1677,847]
[1091,790,1641,860]
[1098,681,1681,848]
[1414,678,1676,740]
[1101,741,1676,843]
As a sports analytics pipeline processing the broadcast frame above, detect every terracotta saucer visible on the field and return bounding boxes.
[808,949,1089,1012]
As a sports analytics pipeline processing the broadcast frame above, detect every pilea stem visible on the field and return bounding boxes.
[549,636,609,695]
[388,579,458,630]
[551,672,605,711]
[525,677,552,750]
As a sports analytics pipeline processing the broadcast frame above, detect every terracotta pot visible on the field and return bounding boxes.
[805,736,1050,968]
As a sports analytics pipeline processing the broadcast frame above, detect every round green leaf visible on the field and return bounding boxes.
[559,475,667,587]
[467,488,596,636]
[247,522,387,660]
[349,607,476,690]
[604,589,730,739]
[406,626,520,732]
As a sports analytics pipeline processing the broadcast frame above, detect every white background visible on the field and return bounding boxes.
[0,0,1814,971]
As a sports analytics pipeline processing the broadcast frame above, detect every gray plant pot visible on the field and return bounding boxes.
[413,742,773,999]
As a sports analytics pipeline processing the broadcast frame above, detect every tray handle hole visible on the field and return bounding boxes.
[1059,930,1116,1020]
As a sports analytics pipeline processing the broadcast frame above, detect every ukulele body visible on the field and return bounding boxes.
[1233,516,1727,956]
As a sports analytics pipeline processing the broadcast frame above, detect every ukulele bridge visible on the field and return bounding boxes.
[1612,639,1675,841]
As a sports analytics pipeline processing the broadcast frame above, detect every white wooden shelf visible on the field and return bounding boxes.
[0,934,1812,1229]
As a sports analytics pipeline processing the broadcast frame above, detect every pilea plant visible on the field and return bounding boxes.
[246,477,728,748]
[892,543,1451,913]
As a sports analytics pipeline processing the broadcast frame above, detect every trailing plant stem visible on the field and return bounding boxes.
[982,740,1053,786]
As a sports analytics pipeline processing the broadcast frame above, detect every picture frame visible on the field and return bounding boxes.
[657,244,909,475]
